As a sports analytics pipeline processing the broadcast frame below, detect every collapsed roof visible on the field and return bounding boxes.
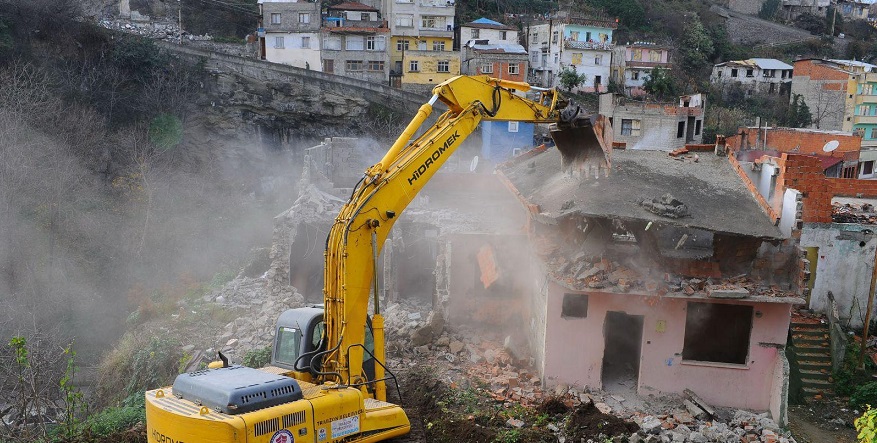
[499,148,783,239]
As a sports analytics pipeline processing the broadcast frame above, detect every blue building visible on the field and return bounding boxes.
[481,121,535,164]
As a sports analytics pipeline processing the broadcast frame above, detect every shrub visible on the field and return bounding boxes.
[243,346,272,368]
[856,406,877,443]
[86,405,146,437]
[852,382,877,408]
[96,331,182,408]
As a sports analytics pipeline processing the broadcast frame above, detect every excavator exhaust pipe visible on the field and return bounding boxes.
[550,107,613,178]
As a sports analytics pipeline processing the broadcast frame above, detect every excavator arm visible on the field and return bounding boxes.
[318,75,611,400]
[143,75,611,443]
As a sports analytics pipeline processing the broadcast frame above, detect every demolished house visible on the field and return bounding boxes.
[496,145,806,424]
[732,148,877,329]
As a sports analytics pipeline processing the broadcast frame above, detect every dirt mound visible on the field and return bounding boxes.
[402,367,497,442]
[567,401,638,441]
[536,397,570,416]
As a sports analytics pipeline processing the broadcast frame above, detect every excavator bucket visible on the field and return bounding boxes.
[550,110,613,179]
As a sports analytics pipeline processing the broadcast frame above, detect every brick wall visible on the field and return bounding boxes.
[775,153,877,223]
[729,127,862,160]
[792,59,850,81]
[727,153,781,222]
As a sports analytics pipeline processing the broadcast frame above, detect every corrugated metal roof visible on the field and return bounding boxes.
[714,58,792,70]
[829,59,877,71]
[328,1,378,11]
[465,17,515,30]
[750,58,793,70]
[465,41,527,54]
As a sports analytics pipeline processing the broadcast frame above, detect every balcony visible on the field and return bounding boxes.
[854,115,877,125]
[564,40,614,51]
[419,0,455,7]
[322,18,388,33]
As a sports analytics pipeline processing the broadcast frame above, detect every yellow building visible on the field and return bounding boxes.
[383,0,456,90]
[390,36,457,87]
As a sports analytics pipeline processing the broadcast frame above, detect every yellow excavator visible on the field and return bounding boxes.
[144,75,611,443]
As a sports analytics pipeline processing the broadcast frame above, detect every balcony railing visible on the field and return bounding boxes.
[322,18,388,32]
[564,40,614,50]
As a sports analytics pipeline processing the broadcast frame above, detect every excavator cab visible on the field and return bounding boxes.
[273,306,376,385]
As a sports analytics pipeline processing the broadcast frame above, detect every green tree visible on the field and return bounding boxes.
[558,67,587,92]
[679,15,714,72]
[643,68,676,100]
[585,0,646,31]
[758,0,781,20]
[785,94,813,128]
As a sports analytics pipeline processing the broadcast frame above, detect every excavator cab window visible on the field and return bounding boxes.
[312,321,325,348]
[275,327,302,367]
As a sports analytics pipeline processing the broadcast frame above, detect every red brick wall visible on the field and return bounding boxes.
[476,61,526,82]
[774,154,877,224]
[793,59,850,81]
[727,153,781,222]
[730,127,861,160]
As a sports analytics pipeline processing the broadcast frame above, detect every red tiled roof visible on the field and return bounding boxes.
[328,1,378,11]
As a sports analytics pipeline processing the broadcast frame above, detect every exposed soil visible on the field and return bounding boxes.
[788,403,859,443]
[567,401,639,441]
[536,397,569,416]
[397,366,557,443]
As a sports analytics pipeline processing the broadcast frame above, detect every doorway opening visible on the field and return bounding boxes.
[602,311,644,389]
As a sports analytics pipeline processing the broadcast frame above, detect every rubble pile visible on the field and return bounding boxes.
[99,18,194,41]
[537,233,795,299]
[542,250,792,299]
[97,18,258,58]
[191,276,303,365]
[627,409,794,443]
[833,202,877,224]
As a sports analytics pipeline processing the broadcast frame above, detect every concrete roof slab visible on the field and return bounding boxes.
[500,148,783,239]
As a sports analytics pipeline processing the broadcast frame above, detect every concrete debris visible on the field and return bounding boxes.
[833,201,877,224]
[98,18,259,58]
[639,194,690,219]
[505,418,525,428]
[538,234,795,299]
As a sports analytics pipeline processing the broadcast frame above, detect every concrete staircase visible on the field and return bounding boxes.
[790,318,834,400]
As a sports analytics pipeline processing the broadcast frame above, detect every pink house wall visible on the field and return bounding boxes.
[541,283,792,412]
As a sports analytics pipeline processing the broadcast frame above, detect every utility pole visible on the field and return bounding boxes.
[830,1,837,38]
[858,242,877,370]
[178,0,183,44]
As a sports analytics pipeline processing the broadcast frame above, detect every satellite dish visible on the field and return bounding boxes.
[823,140,840,152]
[470,156,479,172]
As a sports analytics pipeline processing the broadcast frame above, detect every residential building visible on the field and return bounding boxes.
[710,58,794,97]
[610,42,672,97]
[497,144,804,424]
[838,0,870,20]
[320,1,390,82]
[258,0,322,69]
[383,0,456,91]
[480,121,534,165]
[781,0,830,20]
[460,41,527,81]
[791,59,877,172]
[599,93,705,151]
[460,17,518,45]
[527,14,616,93]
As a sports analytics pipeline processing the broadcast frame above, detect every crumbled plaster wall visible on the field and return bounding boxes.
[800,223,877,328]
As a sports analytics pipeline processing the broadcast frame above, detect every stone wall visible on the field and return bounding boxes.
[157,41,426,117]
[728,0,767,15]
